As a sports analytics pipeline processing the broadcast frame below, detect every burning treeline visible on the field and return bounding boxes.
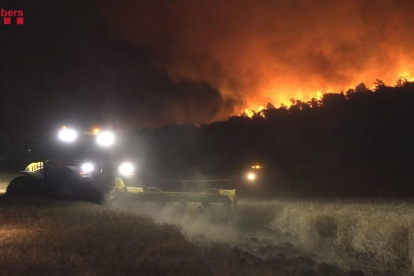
[123,81,414,197]
[100,0,414,119]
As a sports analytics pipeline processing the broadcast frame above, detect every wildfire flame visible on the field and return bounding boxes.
[102,0,414,123]
[244,106,265,118]
[243,90,325,116]
[399,73,414,83]
[242,74,414,116]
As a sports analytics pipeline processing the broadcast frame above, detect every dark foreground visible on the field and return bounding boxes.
[0,195,377,276]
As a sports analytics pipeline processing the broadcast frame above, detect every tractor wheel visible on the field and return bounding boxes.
[6,176,40,197]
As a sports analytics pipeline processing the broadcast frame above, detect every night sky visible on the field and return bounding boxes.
[0,0,234,136]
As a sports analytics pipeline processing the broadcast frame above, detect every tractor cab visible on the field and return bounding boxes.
[7,126,135,202]
[7,126,238,213]
[238,164,272,197]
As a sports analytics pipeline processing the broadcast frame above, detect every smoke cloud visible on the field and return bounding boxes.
[99,0,414,115]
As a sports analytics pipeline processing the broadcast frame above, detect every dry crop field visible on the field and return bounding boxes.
[0,176,412,276]
[0,196,229,276]
[0,173,16,193]
[238,199,414,275]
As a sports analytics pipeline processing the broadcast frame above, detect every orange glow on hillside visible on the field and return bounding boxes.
[102,0,414,123]
[242,72,414,116]
[244,105,264,118]
[399,72,414,82]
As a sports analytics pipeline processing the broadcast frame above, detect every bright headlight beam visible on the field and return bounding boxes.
[58,128,78,142]
[119,162,134,176]
[96,131,115,147]
[247,172,256,181]
[81,163,94,173]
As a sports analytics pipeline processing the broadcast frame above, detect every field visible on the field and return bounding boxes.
[1,175,413,275]
[0,173,15,193]
[239,200,414,276]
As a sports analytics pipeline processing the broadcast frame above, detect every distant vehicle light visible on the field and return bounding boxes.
[247,172,256,181]
[119,162,134,176]
[81,163,94,173]
[58,128,78,142]
[93,128,100,135]
[96,131,115,147]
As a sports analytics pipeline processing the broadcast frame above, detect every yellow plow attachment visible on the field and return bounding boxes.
[107,178,238,210]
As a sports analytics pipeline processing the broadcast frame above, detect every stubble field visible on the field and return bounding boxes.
[1,174,413,275]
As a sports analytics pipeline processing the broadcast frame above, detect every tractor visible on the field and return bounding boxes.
[236,164,276,198]
[6,126,132,202]
[6,126,238,211]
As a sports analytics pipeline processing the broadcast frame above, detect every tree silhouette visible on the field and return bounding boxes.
[5,78,414,197]
[128,78,414,197]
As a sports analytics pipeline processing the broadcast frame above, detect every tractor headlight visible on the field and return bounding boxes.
[247,172,256,181]
[119,162,134,176]
[96,131,115,147]
[58,128,78,143]
[81,162,94,173]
